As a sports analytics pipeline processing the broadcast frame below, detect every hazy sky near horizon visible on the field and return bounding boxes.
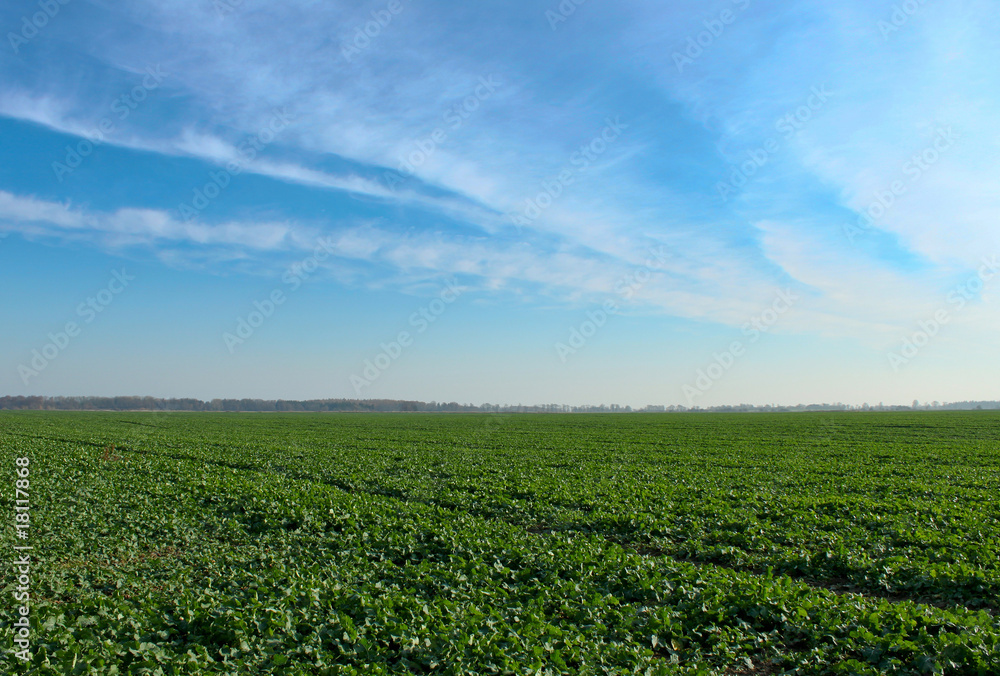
[1,0,998,407]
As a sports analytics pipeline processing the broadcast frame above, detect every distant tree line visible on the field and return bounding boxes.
[0,396,997,412]
[0,396,465,412]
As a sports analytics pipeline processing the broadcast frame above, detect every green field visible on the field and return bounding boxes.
[2,411,999,675]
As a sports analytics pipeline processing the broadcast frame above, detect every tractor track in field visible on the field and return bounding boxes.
[605,536,998,616]
[523,523,999,616]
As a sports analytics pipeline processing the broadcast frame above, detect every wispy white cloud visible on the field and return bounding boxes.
[0,191,310,252]
[0,189,788,327]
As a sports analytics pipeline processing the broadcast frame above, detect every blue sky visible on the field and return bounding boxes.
[1,0,998,407]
